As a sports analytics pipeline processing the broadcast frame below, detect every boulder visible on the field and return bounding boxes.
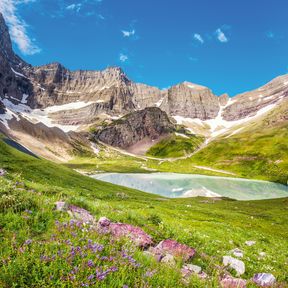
[161,254,176,266]
[220,275,247,288]
[97,217,153,248]
[231,248,244,258]
[223,256,245,276]
[252,273,276,287]
[67,204,95,223]
[181,264,202,278]
[151,239,196,262]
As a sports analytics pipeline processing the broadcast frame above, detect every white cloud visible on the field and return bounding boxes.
[0,0,40,55]
[193,33,204,44]
[122,29,135,38]
[66,3,82,12]
[216,28,228,43]
[119,53,128,62]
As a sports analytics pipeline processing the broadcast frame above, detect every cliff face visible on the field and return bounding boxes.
[94,107,175,148]
[222,75,288,121]
[0,11,288,154]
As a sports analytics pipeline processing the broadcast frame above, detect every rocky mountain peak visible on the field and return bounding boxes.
[0,13,26,67]
[0,13,13,58]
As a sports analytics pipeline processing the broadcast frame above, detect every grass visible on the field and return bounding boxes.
[146,134,204,158]
[0,135,288,287]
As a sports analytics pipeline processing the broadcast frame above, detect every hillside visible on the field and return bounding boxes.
[0,136,287,287]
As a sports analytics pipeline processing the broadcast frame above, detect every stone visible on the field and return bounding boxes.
[55,201,68,212]
[252,273,276,287]
[181,264,202,278]
[245,241,256,246]
[98,217,111,227]
[67,204,95,223]
[231,248,244,258]
[109,223,153,248]
[220,275,247,288]
[0,168,6,177]
[97,217,153,248]
[161,254,176,266]
[223,256,245,276]
[259,252,266,258]
[152,239,196,262]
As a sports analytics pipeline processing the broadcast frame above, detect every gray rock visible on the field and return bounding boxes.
[98,217,111,227]
[181,264,202,276]
[231,248,244,258]
[161,254,176,266]
[245,240,256,246]
[223,256,245,276]
[252,273,276,287]
[220,275,247,288]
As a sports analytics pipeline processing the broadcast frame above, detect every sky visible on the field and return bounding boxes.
[0,0,288,96]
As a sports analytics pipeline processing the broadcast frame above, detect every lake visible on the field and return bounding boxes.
[92,173,288,200]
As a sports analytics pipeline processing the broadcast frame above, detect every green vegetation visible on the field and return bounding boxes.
[0,136,288,287]
[146,134,204,158]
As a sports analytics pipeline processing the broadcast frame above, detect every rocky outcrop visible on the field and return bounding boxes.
[222,75,288,121]
[167,82,220,120]
[0,13,33,102]
[94,107,175,148]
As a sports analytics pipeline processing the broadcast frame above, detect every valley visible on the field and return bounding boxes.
[0,9,287,288]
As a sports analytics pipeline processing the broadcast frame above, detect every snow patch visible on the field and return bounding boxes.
[175,132,189,139]
[11,68,27,79]
[155,97,164,107]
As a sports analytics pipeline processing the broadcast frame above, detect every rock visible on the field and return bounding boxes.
[259,252,266,258]
[151,239,196,262]
[245,241,256,246]
[55,201,68,212]
[94,107,175,149]
[181,264,202,277]
[98,217,111,227]
[231,248,244,258]
[67,204,95,223]
[223,256,245,276]
[220,275,247,288]
[161,254,176,266]
[252,273,276,287]
[97,217,153,248]
[0,168,6,177]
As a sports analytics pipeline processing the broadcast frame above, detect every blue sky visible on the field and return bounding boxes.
[1,0,288,96]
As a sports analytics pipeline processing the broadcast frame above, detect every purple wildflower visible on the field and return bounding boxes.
[24,239,32,245]
[87,260,94,267]
[87,274,94,280]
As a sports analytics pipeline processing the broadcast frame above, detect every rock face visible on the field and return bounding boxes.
[167,82,220,120]
[0,13,33,103]
[94,107,175,148]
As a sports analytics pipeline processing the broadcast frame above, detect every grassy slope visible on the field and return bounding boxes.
[146,134,204,158]
[148,103,288,184]
[0,136,288,287]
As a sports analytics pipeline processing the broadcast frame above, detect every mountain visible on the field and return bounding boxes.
[0,12,287,182]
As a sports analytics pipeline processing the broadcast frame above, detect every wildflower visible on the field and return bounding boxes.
[87,260,94,267]
[87,274,94,280]
[24,239,32,245]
